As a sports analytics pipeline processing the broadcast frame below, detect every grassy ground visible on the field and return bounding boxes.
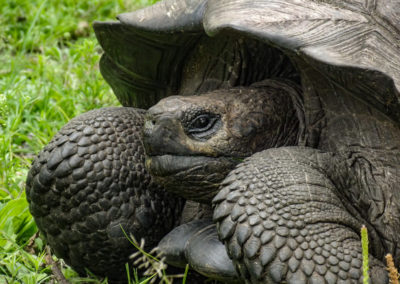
[0,0,160,282]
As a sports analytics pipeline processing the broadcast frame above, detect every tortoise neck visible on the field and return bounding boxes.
[313,80,400,154]
[298,61,400,262]
[296,58,400,153]
[179,35,299,96]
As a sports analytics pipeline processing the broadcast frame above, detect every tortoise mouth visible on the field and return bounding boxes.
[145,154,240,203]
[146,154,221,177]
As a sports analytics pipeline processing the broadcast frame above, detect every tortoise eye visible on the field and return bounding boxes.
[191,115,210,130]
[185,113,221,140]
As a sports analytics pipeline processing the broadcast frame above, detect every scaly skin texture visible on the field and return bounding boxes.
[88,0,400,282]
[144,79,399,283]
[25,0,400,281]
[26,107,183,281]
[297,62,400,267]
[213,147,387,283]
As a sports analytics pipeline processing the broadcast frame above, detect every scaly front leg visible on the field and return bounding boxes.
[213,147,387,283]
[26,107,183,281]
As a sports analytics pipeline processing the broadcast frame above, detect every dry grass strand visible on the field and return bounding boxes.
[386,254,400,284]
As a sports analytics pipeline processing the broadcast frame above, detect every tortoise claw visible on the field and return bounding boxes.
[158,219,240,282]
[185,222,239,282]
[158,219,212,268]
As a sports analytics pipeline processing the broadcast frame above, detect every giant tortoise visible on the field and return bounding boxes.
[26,0,400,283]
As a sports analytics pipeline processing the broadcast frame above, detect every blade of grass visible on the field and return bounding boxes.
[386,254,399,284]
[361,225,369,284]
[182,264,189,284]
[20,0,48,53]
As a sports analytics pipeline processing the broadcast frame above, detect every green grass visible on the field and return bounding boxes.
[361,225,369,284]
[0,0,160,282]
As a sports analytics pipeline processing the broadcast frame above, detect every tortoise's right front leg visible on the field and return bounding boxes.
[213,147,387,283]
[26,107,183,281]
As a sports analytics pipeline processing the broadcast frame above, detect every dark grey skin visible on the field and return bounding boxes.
[26,0,400,282]
[143,80,301,203]
[26,108,184,281]
[143,81,395,283]
[144,80,301,282]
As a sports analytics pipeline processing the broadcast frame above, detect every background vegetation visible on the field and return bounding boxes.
[0,0,159,282]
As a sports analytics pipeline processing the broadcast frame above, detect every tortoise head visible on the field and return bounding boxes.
[143,80,302,203]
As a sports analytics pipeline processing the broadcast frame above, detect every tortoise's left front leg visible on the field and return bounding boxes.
[213,147,387,283]
[26,107,184,281]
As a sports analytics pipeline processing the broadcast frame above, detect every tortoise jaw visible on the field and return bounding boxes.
[146,154,217,177]
[146,154,240,203]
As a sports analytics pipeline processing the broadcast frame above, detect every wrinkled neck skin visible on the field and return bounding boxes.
[300,63,400,264]
[144,80,304,204]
